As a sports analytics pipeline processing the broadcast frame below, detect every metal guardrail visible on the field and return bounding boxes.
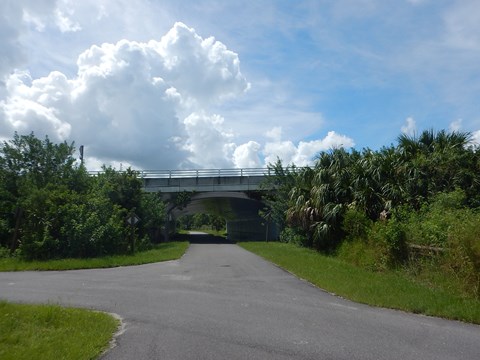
[89,168,271,179]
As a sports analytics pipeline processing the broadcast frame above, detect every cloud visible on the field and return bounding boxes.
[449,119,462,132]
[0,70,72,141]
[263,129,355,166]
[471,130,480,148]
[266,126,282,142]
[0,0,83,92]
[444,0,480,51]
[183,112,235,168]
[1,22,249,169]
[232,141,262,168]
[401,117,416,136]
[0,1,28,81]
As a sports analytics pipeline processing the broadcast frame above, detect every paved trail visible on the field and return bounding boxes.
[1,235,479,359]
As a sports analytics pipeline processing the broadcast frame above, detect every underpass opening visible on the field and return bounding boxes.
[166,192,278,242]
[177,213,227,235]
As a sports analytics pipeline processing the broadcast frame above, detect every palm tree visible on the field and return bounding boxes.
[396,129,474,208]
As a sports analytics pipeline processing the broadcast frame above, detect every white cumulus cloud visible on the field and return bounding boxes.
[263,129,355,166]
[183,112,235,168]
[233,141,262,168]
[0,22,249,169]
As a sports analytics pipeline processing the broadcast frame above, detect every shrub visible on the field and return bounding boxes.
[0,246,10,258]
[444,213,480,298]
[362,217,408,268]
[405,190,467,248]
[342,208,372,241]
[279,227,311,247]
[336,236,389,272]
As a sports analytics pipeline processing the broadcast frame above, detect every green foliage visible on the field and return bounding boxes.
[0,133,168,260]
[342,208,372,241]
[279,227,311,247]
[260,159,299,232]
[401,192,480,299]
[263,129,480,301]
[339,190,480,299]
[138,192,166,243]
[369,218,408,267]
[447,218,480,298]
[177,213,226,232]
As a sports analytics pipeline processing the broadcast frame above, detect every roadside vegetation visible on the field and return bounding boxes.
[0,132,168,262]
[258,129,480,320]
[0,241,188,271]
[0,301,118,360]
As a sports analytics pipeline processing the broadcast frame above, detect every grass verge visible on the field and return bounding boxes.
[0,301,118,360]
[0,241,189,271]
[239,241,480,324]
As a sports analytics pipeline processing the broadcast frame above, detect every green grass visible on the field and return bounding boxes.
[0,242,189,271]
[239,241,480,324]
[0,301,119,360]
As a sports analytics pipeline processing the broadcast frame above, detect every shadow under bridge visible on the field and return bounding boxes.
[170,192,277,242]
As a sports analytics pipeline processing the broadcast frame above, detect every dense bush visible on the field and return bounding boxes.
[279,227,311,247]
[337,190,480,298]
[0,133,165,260]
[402,191,480,298]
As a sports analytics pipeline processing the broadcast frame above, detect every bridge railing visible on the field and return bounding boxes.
[89,168,271,179]
[88,167,309,179]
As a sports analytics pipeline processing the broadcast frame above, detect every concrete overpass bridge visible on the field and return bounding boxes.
[140,168,277,241]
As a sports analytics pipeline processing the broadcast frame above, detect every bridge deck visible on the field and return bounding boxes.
[139,168,269,193]
[144,175,265,193]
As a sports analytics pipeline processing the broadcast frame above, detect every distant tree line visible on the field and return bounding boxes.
[0,133,165,260]
[177,213,225,232]
[262,130,480,298]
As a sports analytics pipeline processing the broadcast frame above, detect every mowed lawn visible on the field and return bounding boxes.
[0,241,189,271]
[0,302,119,360]
[239,241,480,324]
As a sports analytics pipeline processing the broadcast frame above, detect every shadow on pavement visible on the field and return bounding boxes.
[176,233,234,245]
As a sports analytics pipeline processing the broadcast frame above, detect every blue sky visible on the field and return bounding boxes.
[1,0,479,169]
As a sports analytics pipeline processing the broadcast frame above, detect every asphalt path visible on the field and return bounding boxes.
[1,234,479,359]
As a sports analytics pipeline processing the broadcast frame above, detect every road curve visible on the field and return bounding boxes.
[1,235,479,360]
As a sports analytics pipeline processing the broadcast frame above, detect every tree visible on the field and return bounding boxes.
[0,133,78,252]
[260,159,299,233]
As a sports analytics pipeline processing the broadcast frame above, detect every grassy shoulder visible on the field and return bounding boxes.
[0,241,189,271]
[239,241,480,324]
[0,301,119,360]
